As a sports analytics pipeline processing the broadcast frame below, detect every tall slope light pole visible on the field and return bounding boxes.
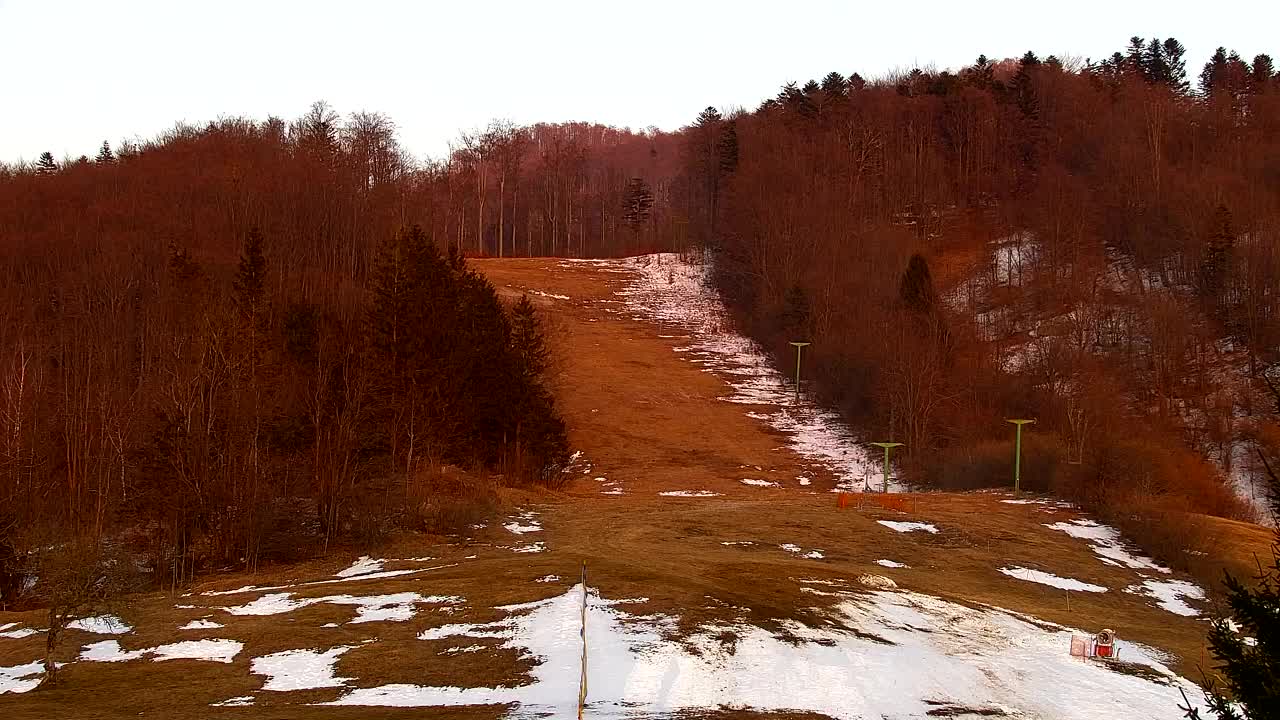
[1006,419,1036,493]
[870,442,904,493]
[789,342,811,405]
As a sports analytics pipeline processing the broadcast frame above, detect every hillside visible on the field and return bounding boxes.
[1,253,1270,719]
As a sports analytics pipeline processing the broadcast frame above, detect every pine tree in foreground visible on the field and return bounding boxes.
[1184,381,1280,719]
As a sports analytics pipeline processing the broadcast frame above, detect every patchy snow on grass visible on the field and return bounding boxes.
[606,254,885,493]
[875,560,909,569]
[211,696,255,707]
[80,638,243,664]
[999,567,1107,593]
[1043,519,1171,573]
[529,290,570,300]
[511,542,546,553]
[335,556,385,578]
[720,541,753,546]
[440,644,486,654]
[659,490,723,497]
[180,619,224,631]
[0,625,38,639]
[0,661,46,694]
[329,582,1206,717]
[740,478,779,488]
[67,614,132,634]
[79,640,147,662]
[218,591,462,622]
[1126,580,1206,617]
[330,593,462,624]
[780,544,825,560]
[252,646,352,691]
[504,514,543,535]
[877,520,938,534]
[535,575,561,583]
[152,639,243,663]
[203,564,458,597]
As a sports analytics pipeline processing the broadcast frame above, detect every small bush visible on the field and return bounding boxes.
[922,433,1064,492]
[403,468,500,537]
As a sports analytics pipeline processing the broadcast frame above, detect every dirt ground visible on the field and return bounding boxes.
[0,256,1272,719]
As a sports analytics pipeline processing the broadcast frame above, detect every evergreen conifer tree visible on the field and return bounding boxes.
[820,71,847,97]
[718,121,739,175]
[1252,55,1276,88]
[1145,38,1171,85]
[35,152,57,175]
[1201,48,1229,95]
[899,254,938,315]
[95,141,114,164]
[1163,38,1190,93]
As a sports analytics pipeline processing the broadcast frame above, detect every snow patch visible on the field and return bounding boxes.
[658,490,722,497]
[535,575,561,583]
[1044,519,1171,573]
[875,559,909,569]
[218,591,462,622]
[252,646,353,691]
[180,619,225,631]
[1125,579,1206,617]
[740,478,779,488]
[877,520,938,534]
[0,625,37,639]
[0,661,46,694]
[999,567,1107,593]
[335,556,385,578]
[80,638,243,664]
[67,614,132,634]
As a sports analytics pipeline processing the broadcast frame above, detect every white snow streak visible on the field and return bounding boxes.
[604,254,885,493]
[877,520,939,534]
[999,566,1107,593]
[1126,579,1206,617]
[1044,519,1172,573]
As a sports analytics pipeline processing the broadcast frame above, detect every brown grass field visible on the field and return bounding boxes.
[0,257,1272,719]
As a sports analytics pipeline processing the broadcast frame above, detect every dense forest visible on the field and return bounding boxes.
[687,39,1280,558]
[3,36,1279,598]
[0,110,601,600]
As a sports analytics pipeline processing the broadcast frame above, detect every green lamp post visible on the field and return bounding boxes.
[1006,419,1036,493]
[870,442,904,493]
[789,342,810,404]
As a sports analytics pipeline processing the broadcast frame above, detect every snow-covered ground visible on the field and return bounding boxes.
[586,253,889,493]
[315,582,1208,718]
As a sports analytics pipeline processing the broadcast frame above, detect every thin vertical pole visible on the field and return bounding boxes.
[794,345,802,404]
[578,562,587,719]
[882,446,891,494]
[1014,423,1023,493]
[790,342,810,405]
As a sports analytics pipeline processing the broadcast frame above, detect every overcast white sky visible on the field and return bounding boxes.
[1,0,1276,164]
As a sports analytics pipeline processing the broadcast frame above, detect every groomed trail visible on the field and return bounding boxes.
[1,253,1272,719]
